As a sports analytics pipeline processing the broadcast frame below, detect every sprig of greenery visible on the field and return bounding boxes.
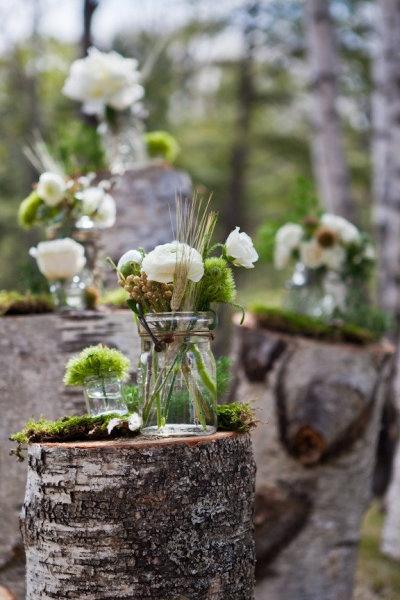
[64,345,131,386]
[18,192,43,229]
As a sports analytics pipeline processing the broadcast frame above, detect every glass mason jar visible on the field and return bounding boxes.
[284,262,336,320]
[49,275,92,311]
[138,312,218,437]
[98,110,147,175]
[46,223,102,311]
[83,376,128,417]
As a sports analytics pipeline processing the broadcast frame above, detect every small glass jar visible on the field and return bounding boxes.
[284,262,336,319]
[98,110,147,175]
[83,376,128,417]
[49,276,90,311]
[138,312,218,437]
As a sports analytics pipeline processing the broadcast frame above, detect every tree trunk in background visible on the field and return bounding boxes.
[21,433,256,600]
[81,0,98,56]
[373,0,400,561]
[304,0,354,220]
[231,317,393,599]
[224,1,259,236]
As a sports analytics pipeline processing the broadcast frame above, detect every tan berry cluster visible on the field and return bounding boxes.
[121,271,173,312]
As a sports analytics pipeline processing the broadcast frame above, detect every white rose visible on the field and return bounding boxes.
[321,245,346,271]
[300,239,324,269]
[320,214,360,244]
[117,250,143,270]
[76,186,104,214]
[225,227,259,268]
[275,223,303,250]
[37,172,66,207]
[29,238,86,281]
[62,47,144,115]
[142,241,204,284]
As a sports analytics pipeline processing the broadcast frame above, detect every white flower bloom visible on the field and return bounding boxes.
[62,47,144,115]
[225,227,259,268]
[321,245,346,271]
[320,214,360,244]
[275,223,304,250]
[37,172,66,206]
[29,238,86,281]
[300,239,324,269]
[128,412,142,432]
[274,244,292,270]
[77,186,116,229]
[364,244,375,260]
[142,241,204,283]
[94,193,116,228]
[117,249,143,270]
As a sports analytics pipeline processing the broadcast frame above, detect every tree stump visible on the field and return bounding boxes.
[21,432,255,600]
[231,316,394,600]
[0,310,140,599]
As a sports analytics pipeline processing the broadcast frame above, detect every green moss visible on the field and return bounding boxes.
[250,304,380,345]
[0,290,54,316]
[10,403,255,448]
[197,257,236,310]
[64,345,131,386]
[18,192,43,229]
[101,288,129,308]
[217,403,257,433]
[145,130,180,163]
[10,413,129,445]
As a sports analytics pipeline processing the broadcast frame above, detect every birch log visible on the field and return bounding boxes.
[371,0,400,560]
[231,317,393,600]
[0,310,140,599]
[304,0,354,220]
[21,432,256,600]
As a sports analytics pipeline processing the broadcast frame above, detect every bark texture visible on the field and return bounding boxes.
[232,318,393,600]
[21,432,255,600]
[0,311,140,599]
[101,164,191,285]
[305,0,354,220]
[372,0,400,560]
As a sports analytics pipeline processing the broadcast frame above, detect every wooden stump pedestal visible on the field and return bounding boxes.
[21,432,256,600]
[232,317,394,600]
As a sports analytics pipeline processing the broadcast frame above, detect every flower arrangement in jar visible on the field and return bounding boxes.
[274,214,375,319]
[112,197,258,437]
[29,238,87,310]
[62,47,146,174]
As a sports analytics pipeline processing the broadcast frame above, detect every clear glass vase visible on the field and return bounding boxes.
[84,376,128,417]
[46,223,102,311]
[98,110,147,174]
[138,312,218,437]
[284,262,336,320]
[49,277,90,311]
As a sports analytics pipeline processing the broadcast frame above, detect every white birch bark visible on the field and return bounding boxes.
[232,318,393,599]
[372,0,400,560]
[0,311,140,599]
[305,0,354,220]
[21,433,256,600]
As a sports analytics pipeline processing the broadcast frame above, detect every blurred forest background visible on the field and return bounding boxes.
[3,2,400,598]
[0,0,375,303]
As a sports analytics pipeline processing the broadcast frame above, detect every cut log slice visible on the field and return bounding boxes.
[21,432,256,600]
